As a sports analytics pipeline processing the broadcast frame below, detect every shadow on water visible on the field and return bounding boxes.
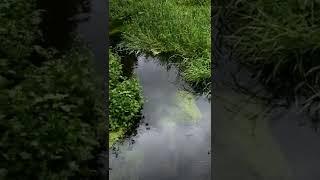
[213,41,320,180]
[37,0,90,50]
[37,0,107,75]
[109,54,211,180]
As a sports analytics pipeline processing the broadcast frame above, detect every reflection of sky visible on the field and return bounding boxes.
[109,55,211,180]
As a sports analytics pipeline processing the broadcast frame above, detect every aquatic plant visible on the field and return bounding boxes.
[175,90,202,121]
[158,90,202,124]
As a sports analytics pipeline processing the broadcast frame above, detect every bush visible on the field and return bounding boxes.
[0,47,104,179]
[109,51,143,145]
[0,0,41,85]
[0,0,104,179]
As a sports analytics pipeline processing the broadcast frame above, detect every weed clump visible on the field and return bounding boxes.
[227,0,320,116]
[110,0,211,91]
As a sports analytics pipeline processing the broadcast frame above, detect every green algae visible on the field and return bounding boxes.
[175,90,202,122]
[158,90,202,125]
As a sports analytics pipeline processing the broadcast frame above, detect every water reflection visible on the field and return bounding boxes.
[38,0,91,49]
[109,55,211,180]
[213,57,320,180]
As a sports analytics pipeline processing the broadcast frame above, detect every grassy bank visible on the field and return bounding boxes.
[110,0,211,92]
[109,51,143,148]
[226,0,320,117]
[0,0,104,179]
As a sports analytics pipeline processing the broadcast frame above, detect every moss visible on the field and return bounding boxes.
[175,90,202,122]
[158,90,202,125]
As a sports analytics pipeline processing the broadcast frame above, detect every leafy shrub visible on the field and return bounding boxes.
[109,51,123,89]
[0,47,103,180]
[0,0,104,179]
[109,51,143,139]
[0,0,41,85]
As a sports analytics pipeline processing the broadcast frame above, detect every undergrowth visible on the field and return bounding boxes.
[226,0,320,118]
[0,0,104,179]
[109,51,143,147]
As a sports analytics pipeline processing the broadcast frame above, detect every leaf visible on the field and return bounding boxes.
[68,161,79,171]
[19,152,31,160]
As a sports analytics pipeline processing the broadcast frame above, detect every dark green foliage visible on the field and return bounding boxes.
[0,48,103,180]
[0,0,104,179]
[109,51,143,132]
[0,0,40,85]
[227,0,320,113]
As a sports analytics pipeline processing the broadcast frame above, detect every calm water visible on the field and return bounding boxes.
[213,56,320,180]
[109,55,211,180]
[38,0,107,76]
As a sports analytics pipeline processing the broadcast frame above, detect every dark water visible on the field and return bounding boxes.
[38,0,107,75]
[109,55,211,180]
[213,56,320,180]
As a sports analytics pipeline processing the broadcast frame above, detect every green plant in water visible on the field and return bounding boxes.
[175,90,202,121]
[159,90,202,124]
[109,51,143,147]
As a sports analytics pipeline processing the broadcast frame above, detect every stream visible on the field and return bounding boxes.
[38,0,107,76]
[37,1,320,179]
[109,55,211,180]
[213,54,320,180]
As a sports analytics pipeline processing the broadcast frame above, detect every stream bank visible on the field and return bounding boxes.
[109,54,211,180]
[213,6,320,178]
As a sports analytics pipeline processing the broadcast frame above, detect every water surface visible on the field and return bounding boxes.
[109,55,211,180]
[213,56,320,180]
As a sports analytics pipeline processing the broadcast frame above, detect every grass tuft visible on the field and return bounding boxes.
[226,0,320,116]
[110,0,211,92]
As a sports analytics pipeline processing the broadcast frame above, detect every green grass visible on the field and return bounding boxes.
[109,51,143,147]
[226,0,320,115]
[110,0,211,90]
